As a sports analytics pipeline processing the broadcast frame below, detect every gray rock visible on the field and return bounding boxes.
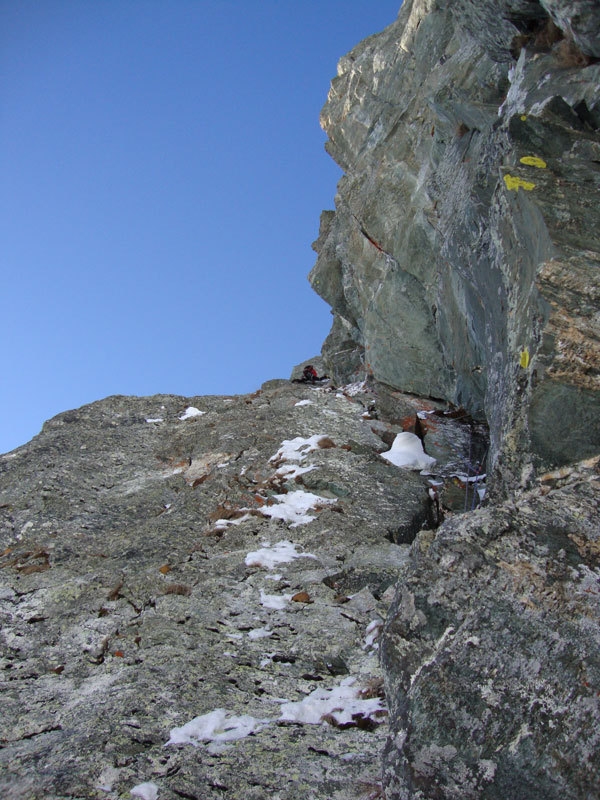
[0,381,431,800]
[310,0,600,492]
[381,456,600,799]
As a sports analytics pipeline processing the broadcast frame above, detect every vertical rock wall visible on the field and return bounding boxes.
[310,0,600,490]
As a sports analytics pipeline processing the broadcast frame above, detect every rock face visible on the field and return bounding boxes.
[0,380,440,800]
[381,456,600,799]
[308,1,600,797]
[310,0,600,490]
[2,3,600,799]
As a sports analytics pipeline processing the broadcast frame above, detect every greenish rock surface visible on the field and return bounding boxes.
[310,0,600,490]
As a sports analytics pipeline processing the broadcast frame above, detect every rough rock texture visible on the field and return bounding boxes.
[308,2,600,797]
[2,2,600,798]
[0,380,446,800]
[310,0,600,489]
[381,456,600,799]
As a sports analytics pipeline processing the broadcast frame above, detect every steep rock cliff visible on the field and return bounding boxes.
[310,0,600,490]
[1,3,599,799]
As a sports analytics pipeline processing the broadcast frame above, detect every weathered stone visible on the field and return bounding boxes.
[381,456,600,799]
[2,3,600,798]
[310,0,600,490]
[0,380,434,800]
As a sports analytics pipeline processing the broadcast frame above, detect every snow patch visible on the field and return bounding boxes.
[279,677,386,727]
[245,540,316,569]
[363,619,383,651]
[248,627,273,640]
[130,782,159,800]
[166,709,268,753]
[145,417,163,424]
[294,399,313,407]
[381,432,436,470]
[275,463,317,481]
[270,435,328,464]
[179,407,205,420]
[213,513,251,531]
[259,490,336,527]
[260,589,292,610]
[341,381,368,396]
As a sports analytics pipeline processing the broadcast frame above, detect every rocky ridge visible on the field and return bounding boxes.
[1,1,600,798]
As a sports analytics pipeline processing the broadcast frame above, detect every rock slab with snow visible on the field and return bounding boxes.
[0,380,426,800]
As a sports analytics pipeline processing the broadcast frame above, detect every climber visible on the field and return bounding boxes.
[303,365,319,383]
[292,365,329,384]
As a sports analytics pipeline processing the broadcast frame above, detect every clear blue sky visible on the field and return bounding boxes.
[1,1,400,454]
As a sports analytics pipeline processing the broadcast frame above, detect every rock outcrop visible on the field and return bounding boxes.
[308,1,600,797]
[0,380,448,800]
[310,0,600,491]
[1,2,600,799]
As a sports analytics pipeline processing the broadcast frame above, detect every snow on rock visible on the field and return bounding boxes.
[279,677,386,728]
[294,399,313,407]
[179,407,205,420]
[275,463,317,481]
[340,381,368,396]
[259,490,337,527]
[260,589,292,610]
[381,432,436,470]
[166,709,268,753]
[363,619,383,651]
[248,627,273,640]
[145,417,163,424]
[270,435,328,464]
[245,540,316,569]
[130,782,159,800]
[213,513,251,531]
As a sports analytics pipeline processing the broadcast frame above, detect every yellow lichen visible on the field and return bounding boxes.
[519,156,547,169]
[519,348,530,368]
[503,174,536,192]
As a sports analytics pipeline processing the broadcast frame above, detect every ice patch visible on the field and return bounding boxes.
[130,782,159,800]
[245,540,316,569]
[381,432,436,470]
[179,407,205,420]
[279,677,386,727]
[259,490,337,527]
[451,472,486,484]
[166,709,268,753]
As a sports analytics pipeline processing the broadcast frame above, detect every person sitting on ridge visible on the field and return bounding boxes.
[292,364,329,384]
[303,365,319,383]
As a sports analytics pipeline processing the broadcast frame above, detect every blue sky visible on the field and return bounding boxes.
[1,1,400,454]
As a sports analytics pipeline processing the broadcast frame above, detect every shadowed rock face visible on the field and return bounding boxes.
[381,456,600,800]
[310,0,600,490]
